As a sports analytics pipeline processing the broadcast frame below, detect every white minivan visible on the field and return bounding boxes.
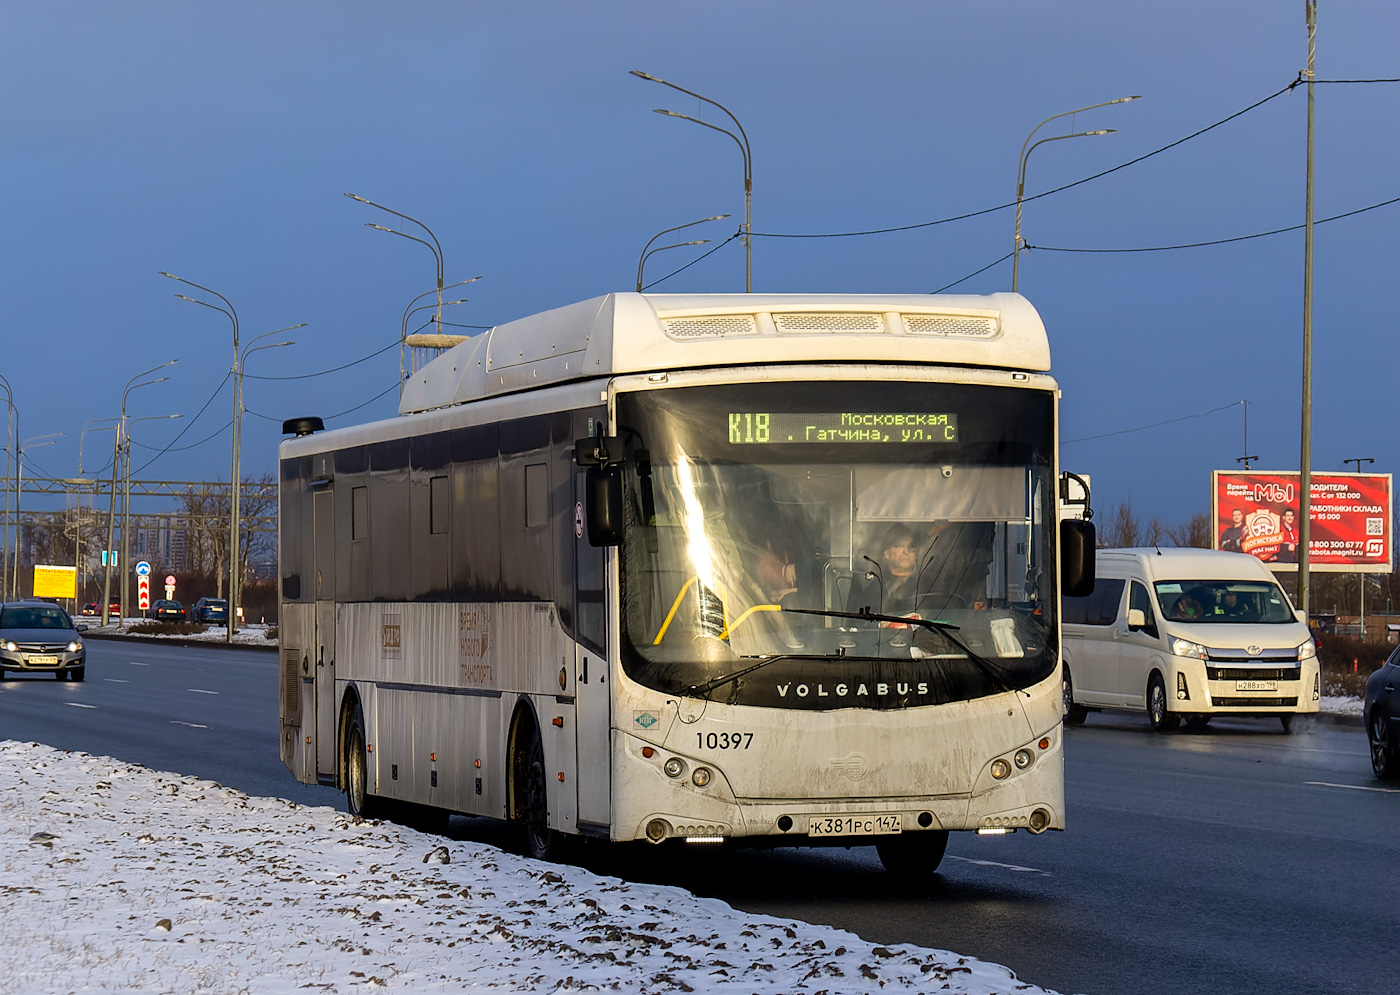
[1061,548,1319,733]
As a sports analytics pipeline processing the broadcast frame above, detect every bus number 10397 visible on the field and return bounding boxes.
[698,731,754,750]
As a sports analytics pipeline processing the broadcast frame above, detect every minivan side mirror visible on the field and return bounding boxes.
[1060,519,1096,598]
[1296,609,1307,625]
[1126,608,1146,630]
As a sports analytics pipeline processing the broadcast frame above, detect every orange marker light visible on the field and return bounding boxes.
[552,716,564,727]
[557,772,565,782]
[474,759,481,768]
[430,753,437,762]
[367,744,373,753]
[1039,738,1051,750]
[641,747,655,758]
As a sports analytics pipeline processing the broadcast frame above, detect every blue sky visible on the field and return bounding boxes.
[1,1,1396,528]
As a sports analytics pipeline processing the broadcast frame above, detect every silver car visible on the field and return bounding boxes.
[0,601,86,681]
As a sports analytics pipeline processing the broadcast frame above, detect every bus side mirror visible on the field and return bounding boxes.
[1060,519,1095,598]
[586,465,622,546]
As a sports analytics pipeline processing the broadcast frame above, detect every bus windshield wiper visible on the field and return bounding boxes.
[686,655,811,698]
[780,606,1015,693]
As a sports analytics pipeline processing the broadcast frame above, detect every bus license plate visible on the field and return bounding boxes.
[27,656,58,665]
[1236,680,1277,691]
[809,814,901,837]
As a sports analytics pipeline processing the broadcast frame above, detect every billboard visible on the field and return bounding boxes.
[1213,471,1393,573]
[32,564,77,599]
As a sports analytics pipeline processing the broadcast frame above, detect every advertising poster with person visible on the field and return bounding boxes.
[1212,471,1393,572]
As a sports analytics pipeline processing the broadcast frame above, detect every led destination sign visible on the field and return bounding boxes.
[728,411,958,445]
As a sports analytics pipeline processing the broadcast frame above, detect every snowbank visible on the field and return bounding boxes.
[0,741,1068,994]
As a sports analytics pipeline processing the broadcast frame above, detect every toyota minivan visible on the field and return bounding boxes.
[1061,548,1318,732]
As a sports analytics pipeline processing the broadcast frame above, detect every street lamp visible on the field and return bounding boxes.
[630,71,752,292]
[14,433,64,599]
[636,215,729,292]
[120,414,183,620]
[1012,96,1140,292]
[1343,457,1375,474]
[224,327,300,642]
[393,279,482,390]
[345,194,480,391]
[101,362,176,627]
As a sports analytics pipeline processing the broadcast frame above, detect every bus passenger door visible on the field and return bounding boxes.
[313,487,337,779]
[573,466,611,831]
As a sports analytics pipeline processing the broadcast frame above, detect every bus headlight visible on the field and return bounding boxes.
[990,759,1012,780]
[1013,749,1033,770]
[1171,637,1209,660]
[691,766,712,787]
[1297,638,1317,661]
[663,758,684,778]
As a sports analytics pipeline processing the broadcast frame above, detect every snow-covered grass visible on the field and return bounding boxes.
[0,740,1069,994]
[76,618,276,647]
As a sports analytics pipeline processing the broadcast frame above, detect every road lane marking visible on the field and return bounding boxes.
[64,702,98,709]
[946,855,1050,874]
[104,679,130,684]
[128,662,149,667]
[170,721,208,729]
[1305,780,1400,795]
[187,689,218,695]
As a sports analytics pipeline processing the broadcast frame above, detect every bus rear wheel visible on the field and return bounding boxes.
[345,703,383,820]
[875,830,949,879]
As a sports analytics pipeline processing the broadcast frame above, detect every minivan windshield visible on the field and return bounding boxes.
[1154,580,1295,623]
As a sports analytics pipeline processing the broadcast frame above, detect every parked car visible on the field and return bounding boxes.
[191,597,229,623]
[151,600,187,621]
[80,602,99,616]
[0,600,85,681]
[1365,648,1400,779]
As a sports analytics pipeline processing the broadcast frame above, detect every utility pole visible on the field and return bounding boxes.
[1298,0,1318,618]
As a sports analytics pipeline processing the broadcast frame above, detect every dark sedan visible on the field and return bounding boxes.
[191,597,228,623]
[1365,646,1400,779]
[151,599,187,621]
[0,601,86,681]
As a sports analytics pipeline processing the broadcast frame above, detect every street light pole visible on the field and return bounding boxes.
[230,330,298,639]
[0,374,14,599]
[631,71,752,292]
[1012,96,1139,292]
[14,433,64,599]
[1299,0,1318,618]
[100,363,175,627]
[636,215,729,291]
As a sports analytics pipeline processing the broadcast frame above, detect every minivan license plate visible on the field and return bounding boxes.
[809,814,901,837]
[1236,679,1277,691]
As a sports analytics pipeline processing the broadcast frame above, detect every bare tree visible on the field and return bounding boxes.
[1165,512,1212,549]
[1097,501,1141,548]
[1142,518,1169,548]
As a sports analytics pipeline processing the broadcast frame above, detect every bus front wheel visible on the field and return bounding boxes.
[875,830,949,879]
[521,729,563,862]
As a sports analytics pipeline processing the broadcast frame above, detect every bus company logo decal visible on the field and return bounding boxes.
[381,614,402,660]
[458,608,490,659]
[776,681,930,700]
[829,753,870,780]
[633,710,660,729]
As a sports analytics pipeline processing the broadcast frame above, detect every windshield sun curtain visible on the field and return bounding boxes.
[615,380,1058,709]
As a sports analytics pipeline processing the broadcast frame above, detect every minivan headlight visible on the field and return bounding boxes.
[1171,637,1209,660]
[1296,638,1317,661]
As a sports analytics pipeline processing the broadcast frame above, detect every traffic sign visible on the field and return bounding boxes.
[135,561,151,577]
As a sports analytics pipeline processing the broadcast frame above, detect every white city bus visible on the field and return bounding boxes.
[277,291,1093,874]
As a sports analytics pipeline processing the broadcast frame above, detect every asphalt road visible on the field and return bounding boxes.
[1,640,1387,995]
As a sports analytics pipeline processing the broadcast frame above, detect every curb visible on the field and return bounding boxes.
[80,631,278,653]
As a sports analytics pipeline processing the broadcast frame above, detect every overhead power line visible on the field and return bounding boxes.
[241,338,399,381]
[1064,401,1242,444]
[643,232,743,290]
[132,372,231,476]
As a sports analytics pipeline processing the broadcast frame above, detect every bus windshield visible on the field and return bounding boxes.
[615,380,1058,709]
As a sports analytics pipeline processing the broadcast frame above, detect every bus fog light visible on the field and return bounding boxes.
[1013,749,1032,770]
[663,758,684,778]
[990,759,1011,780]
[977,826,1013,835]
[645,819,669,842]
[1028,808,1051,833]
[691,766,712,787]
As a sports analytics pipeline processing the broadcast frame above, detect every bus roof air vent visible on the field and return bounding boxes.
[772,312,884,333]
[661,314,758,339]
[902,314,1000,338]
